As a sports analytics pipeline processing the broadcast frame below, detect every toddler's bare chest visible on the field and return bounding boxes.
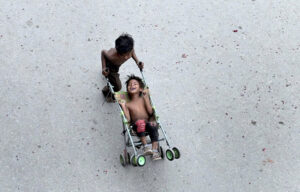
[128,101,147,115]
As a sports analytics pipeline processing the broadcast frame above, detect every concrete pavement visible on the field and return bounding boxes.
[0,1,299,191]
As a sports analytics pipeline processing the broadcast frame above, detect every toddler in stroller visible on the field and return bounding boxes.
[105,68,180,167]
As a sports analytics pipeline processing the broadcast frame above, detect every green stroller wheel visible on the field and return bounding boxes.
[131,155,138,167]
[137,155,146,167]
[166,149,175,161]
[120,154,126,167]
[172,147,180,159]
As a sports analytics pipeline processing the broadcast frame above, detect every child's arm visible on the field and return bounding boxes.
[119,101,131,122]
[101,50,109,76]
[131,49,144,69]
[143,89,153,116]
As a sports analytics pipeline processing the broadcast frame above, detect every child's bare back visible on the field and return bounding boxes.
[102,48,132,68]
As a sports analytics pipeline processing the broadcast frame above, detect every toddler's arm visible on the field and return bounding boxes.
[101,50,109,76]
[143,89,153,116]
[119,101,131,122]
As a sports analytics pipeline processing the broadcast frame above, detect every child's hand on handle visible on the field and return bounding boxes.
[138,61,144,71]
[102,68,110,77]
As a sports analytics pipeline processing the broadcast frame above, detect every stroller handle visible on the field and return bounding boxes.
[138,61,143,72]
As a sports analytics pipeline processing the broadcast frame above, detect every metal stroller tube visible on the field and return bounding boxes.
[139,67,172,148]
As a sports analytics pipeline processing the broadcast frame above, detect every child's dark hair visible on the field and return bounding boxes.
[125,75,144,97]
[115,33,134,55]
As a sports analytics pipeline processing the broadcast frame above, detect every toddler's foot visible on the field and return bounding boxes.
[143,146,153,156]
[152,151,162,161]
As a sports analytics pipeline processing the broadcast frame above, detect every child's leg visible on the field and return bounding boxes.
[140,136,152,155]
[133,121,153,155]
[102,86,110,97]
[102,72,122,101]
[109,72,122,92]
[146,123,161,160]
[146,122,159,150]
[152,141,158,150]
[140,136,147,145]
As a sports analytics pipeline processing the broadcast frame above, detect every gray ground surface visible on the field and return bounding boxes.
[1,1,299,192]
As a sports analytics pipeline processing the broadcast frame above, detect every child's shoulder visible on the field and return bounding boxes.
[103,48,116,56]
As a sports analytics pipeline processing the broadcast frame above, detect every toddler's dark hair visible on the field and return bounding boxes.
[115,33,134,54]
[125,75,144,98]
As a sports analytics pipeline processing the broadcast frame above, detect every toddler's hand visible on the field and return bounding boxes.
[118,100,126,107]
[142,88,150,97]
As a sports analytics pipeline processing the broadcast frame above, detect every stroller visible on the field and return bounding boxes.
[105,66,180,167]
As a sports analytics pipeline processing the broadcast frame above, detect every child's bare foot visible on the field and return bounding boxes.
[152,151,162,160]
[143,146,153,156]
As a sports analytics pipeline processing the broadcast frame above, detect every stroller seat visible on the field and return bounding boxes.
[115,91,155,137]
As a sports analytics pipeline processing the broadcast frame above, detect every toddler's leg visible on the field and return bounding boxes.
[147,123,161,160]
[140,136,147,145]
[134,124,153,156]
[146,122,159,150]
[140,136,152,155]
